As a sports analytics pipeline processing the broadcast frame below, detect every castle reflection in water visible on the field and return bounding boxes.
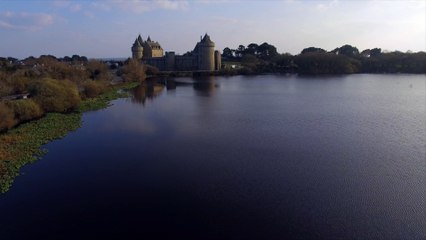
[130,77,218,105]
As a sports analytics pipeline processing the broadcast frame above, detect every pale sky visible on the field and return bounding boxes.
[0,0,425,59]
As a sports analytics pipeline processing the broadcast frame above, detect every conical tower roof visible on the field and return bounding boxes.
[202,33,212,42]
[137,34,143,45]
[132,38,142,48]
[199,33,214,47]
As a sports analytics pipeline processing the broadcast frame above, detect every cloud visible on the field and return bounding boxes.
[111,0,150,13]
[156,0,188,10]
[52,0,71,8]
[0,21,14,29]
[90,2,111,11]
[109,0,189,13]
[197,0,230,4]
[84,11,96,19]
[211,16,244,26]
[52,1,82,12]
[70,4,82,12]
[315,0,339,12]
[0,11,54,31]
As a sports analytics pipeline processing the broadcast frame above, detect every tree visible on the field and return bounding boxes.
[294,53,361,74]
[62,56,72,62]
[0,102,16,132]
[241,54,259,67]
[82,81,106,98]
[121,59,146,82]
[246,43,259,56]
[11,76,31,94]
[0,79,13,97]
[80,56,88,62]
[71,55,81,62]
[7,99,44,122]
[86,60,112,81]
[360,51,426,73]
[301,47,326,54]
[236,45,246,58]
[30,78,81,112]
[22,56,37,66]
[360,49,371,57]
[257,42,278,60]
[222,47,234,59]
[39,55,58,65]
[332,44,359,58]
[144,65,160,76]
[272,53,294,68]
[370,48,382,57]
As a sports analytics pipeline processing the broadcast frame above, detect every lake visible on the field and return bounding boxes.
[0,74,425,239]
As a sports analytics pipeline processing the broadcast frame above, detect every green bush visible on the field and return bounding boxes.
[86,60,113,82]
[294,53,361,74]
[11,76,31,94]
[30,78,81,113]
[121,59,146,82]
[0,71,7,82]
[7,99,44,123]
[82,80,107,99]
[0,81,13,97]
[144,65,160,76]
[0,102,16,132]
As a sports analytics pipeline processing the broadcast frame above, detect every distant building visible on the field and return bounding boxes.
[131,33,221,71]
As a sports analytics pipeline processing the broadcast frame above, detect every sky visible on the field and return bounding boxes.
[0,0,425,59]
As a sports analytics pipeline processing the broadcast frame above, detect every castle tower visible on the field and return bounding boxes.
[214,50,221,71]
[137,35,143,45]
[142,36,164,58]
[165,52,176,71]
[131,36,143,60]
[197,33,215,71]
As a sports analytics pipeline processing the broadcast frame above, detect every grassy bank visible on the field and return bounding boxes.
[77,82,139,112]
[0,82,139,193]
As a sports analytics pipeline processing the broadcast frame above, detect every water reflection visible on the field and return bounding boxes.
[131,83,165,105]
[131,77,219,104]
[193,76,218,97]
[1,74,425,239]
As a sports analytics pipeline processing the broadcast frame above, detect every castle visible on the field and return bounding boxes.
[131,33,221,71]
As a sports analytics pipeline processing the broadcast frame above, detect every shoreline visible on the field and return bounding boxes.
[148,69,426,79]
[0,82,139,193]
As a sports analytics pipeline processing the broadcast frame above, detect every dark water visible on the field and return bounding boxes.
[1,74,425,239]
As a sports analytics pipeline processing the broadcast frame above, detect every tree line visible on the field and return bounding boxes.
[222,43,426,74]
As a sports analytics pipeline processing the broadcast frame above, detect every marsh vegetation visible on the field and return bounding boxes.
[0,55,144,192]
